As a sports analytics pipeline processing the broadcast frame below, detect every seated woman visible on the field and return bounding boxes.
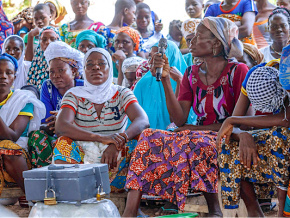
[2,35,31,90]
[260,7,290,63]
[76,30,107,54]
[112,27,144,84]
[27,26,60,90]
[217,46,290,216]
[123,17,248,217]
[53,48,149,192]
[121,56,145,88]
[28,41,84,168]
[0,53,45,202]
[59,0,104,48]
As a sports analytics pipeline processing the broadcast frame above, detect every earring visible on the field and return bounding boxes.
[213,47,217,56]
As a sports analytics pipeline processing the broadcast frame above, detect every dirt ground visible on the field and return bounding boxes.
[4,199,279,217]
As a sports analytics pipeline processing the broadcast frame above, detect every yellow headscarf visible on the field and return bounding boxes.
[44,0,67,24]
[243,43,264,66]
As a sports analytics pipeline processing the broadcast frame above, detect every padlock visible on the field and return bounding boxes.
[44,189,57,205]
[96,185,106,201]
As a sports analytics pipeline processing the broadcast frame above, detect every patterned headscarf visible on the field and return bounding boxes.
[122,56,145,74]
[116,27,141,51]
[181,18,201,38]
[279,44,290,90]
[247,66,286,113]
[44,0,67,24]
[11,7,34,26]
[27,26,60,90]
[76,30,107,49]
[200,17,243,59]
[44,41,84,76]
[243,43,264,66]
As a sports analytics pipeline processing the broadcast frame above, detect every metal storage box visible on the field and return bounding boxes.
[23,164,110,203]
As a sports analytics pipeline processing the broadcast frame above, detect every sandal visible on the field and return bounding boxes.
[156,207,178,216]
[137,208,149,218]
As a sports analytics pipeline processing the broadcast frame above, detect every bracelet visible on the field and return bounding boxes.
[232,127,244,135]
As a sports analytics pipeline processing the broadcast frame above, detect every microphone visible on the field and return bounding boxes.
[156,38,167,81]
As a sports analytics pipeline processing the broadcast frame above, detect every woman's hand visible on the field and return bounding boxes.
[239,132,259,170]
[45,111,58,135]
[101,144,119,169]
[29,27,40,37]
[169,67,183,83]
[150,53,170,78]
[99,133,126,150]
[112,50,127,65]
[216,118,234,152]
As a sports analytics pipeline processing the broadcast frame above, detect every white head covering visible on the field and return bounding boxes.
[122,56,145,74]
[0,90,46,150]
[44,41,84,76]
[181,18,201,38]
[2,35,29,90]
[64,48,118,104]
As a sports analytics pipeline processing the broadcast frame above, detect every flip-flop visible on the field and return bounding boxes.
[159,206,179,214]
[137,215,149,218]
[137,208,149,218]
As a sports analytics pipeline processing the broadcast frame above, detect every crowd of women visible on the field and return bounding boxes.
[1,0,290,217]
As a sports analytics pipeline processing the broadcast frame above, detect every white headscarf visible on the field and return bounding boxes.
[2,35,31,90]
[0,90,46,150]
[64,48,118,104]
[44,41,84,76]
[122,56,145,74]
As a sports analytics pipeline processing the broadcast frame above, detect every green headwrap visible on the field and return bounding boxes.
[76,30,107,49]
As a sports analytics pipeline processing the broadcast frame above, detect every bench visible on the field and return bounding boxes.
[0,187,24,199]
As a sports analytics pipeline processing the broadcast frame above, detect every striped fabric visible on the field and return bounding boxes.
[61,86,137,135]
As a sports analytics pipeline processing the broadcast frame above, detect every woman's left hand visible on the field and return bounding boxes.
[45,111,58,134]
[169,67,183,83]
[112,50,127,65]
[216,118,234,152]
[101,144,119,169]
